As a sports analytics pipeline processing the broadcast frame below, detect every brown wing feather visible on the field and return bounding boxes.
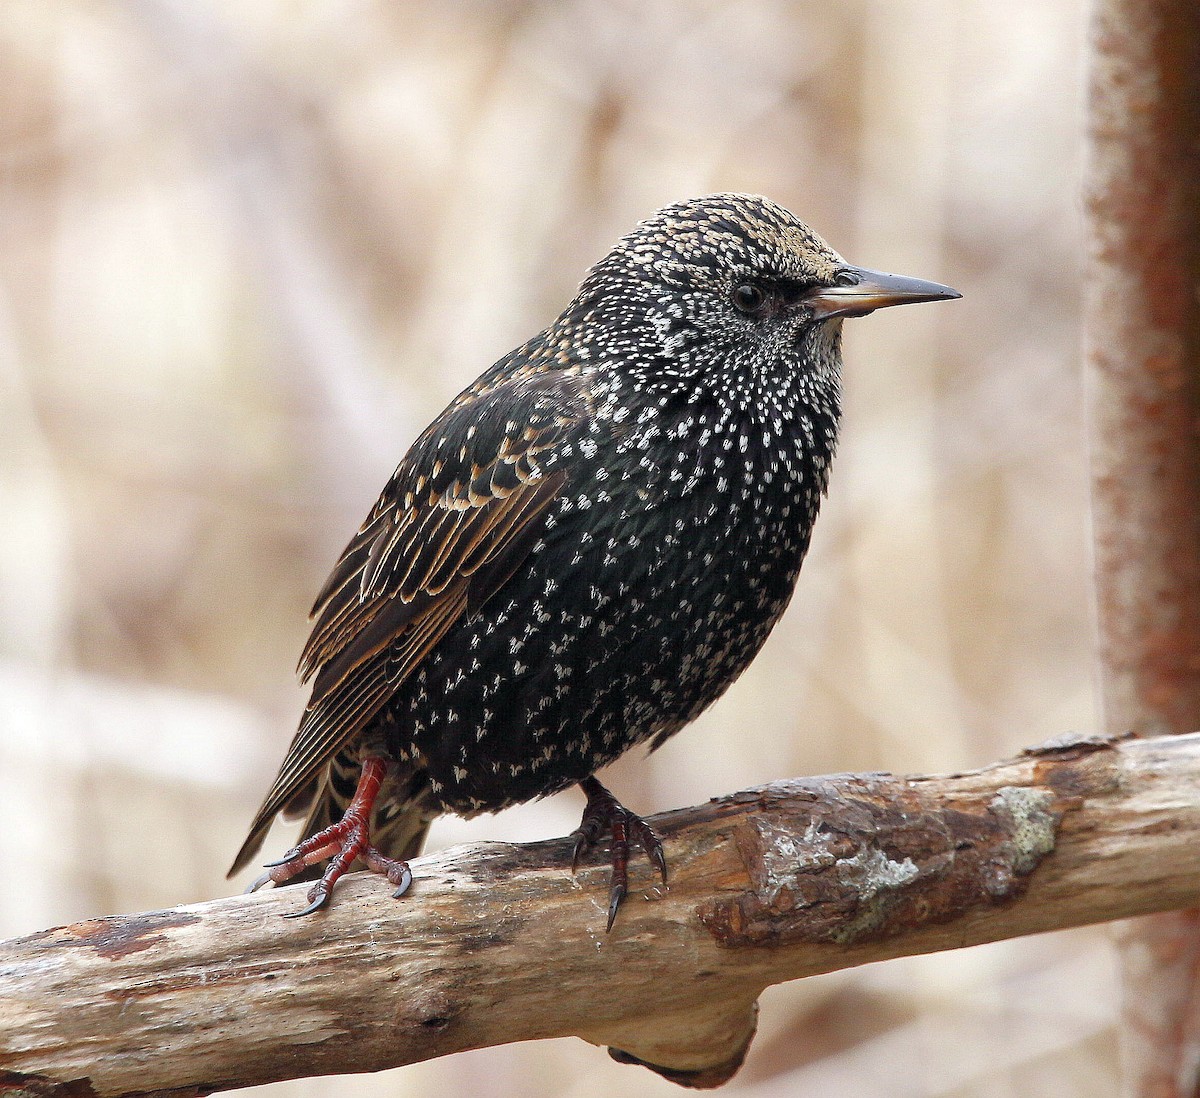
[228,370,585,876]
[241,589,468,842]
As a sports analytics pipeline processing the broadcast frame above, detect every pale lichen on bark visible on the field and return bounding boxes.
[989,786,1059,875]
[697,770,1065,948]
[829,844,922,944]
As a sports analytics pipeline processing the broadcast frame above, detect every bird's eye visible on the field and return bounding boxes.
[731,282,769,315]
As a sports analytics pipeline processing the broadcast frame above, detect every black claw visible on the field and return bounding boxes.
[244,870,273,895]
[571,819,606,874]
[606,883,626,933]
[630,819,668,884]
[263,849,300,869]
[282,887,330,919]
[648,840,668,886]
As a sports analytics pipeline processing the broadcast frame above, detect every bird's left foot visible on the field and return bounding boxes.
[245,755,412,917]
[571,776,668,931]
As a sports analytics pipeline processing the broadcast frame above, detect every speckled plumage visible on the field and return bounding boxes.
[230,194,959,923]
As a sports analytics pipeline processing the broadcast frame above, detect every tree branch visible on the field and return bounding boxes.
[3,731,1200,1096]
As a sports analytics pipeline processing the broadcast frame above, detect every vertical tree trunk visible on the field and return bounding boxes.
[1084,2,1200,1094]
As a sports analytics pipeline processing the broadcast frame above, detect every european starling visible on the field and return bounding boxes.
[229,193,959,927]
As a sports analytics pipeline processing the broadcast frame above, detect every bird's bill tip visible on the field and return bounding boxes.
[808,265,961,320]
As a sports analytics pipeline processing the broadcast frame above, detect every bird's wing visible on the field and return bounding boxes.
[228,369,588,875]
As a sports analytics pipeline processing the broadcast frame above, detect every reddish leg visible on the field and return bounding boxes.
[571,776,668,931]
[247,755,412,918]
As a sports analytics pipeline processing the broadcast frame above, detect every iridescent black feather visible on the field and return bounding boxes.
[230,194,958,921]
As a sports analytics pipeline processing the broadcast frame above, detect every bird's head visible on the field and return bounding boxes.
[570,193,959,407]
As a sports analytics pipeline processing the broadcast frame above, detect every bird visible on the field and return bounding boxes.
[229,193,959,928]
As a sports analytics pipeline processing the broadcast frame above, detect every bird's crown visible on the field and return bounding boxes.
[610,193,845,290]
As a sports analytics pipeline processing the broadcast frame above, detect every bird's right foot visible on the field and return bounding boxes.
[571,776,668,931]
[246,755,412,916]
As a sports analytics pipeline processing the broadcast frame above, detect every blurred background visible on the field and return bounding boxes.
[0,2,1102,1095]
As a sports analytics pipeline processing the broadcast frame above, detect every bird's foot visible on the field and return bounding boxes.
[246,756,412,917]
[571,776,668,931]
